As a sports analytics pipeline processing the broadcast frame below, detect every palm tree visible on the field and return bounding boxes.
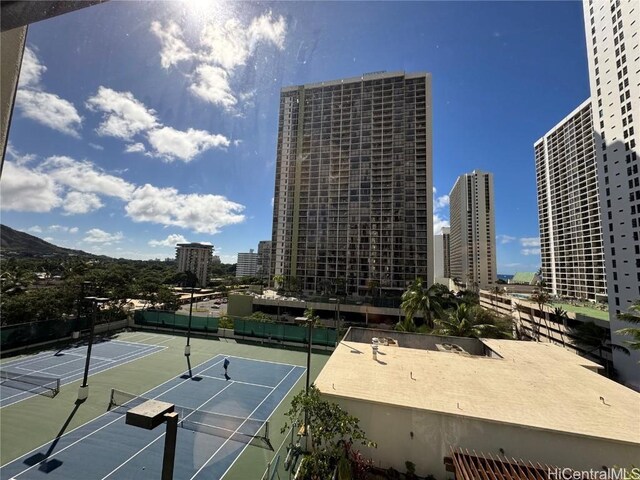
[401,278,444,328]
[617,300,640,351]
[529,289,551,341]
[553,306,569,347]
[432,304,512,339]
[490,285,503,308]
[570,321,629,377]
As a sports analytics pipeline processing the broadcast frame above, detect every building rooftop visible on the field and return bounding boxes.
[509,272,538,285]
[315,329,640,446]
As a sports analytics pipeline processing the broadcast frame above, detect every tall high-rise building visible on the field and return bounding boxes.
[534,100,607,301]
[582,0,640,387]
[433,227,451,280]
[271,71,433,296]
[449,170,496,289]
[257,240,272,280]
[236,249,258,278]
[175,243,213,287]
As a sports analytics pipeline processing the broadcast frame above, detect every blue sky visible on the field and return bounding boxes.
[0,1,590,273]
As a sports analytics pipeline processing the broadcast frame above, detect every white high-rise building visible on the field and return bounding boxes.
[433,227,451,280]
[271,71,434,296]
[534,99,607,301]
[175,243,213,287]
[582,0,639,388]
[236,249,258,278]
[449,170,497,289]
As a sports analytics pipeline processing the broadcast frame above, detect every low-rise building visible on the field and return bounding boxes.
[315,328,640,478]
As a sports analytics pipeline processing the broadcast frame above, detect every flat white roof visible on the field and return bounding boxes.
[315,337,640,446]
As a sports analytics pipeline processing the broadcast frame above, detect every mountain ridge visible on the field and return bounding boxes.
[0,224,100,258]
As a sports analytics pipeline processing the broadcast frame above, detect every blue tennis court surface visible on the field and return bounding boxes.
[0,337,167,408]
[0,355,306,480]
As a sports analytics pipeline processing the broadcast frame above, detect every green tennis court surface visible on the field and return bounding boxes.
[0,331,329,479]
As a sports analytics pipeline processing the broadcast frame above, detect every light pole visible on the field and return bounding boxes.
[329,297,341,345]
[185,287,199,356]
[78,296,108,401]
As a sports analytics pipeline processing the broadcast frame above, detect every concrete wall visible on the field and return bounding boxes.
[1,25,27,167]
[226,293,254,317]
[345,328,488,356]
[326,395,640,478]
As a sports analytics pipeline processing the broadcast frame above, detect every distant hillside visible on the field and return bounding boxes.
[0,224,96,258]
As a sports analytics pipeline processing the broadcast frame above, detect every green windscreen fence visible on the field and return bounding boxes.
[1,317,90,351]
[133,310,219,334]
[233,318,337,347]
[133,312,337,346]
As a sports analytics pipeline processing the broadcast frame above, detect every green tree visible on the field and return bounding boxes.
[529,289,551,341]
[432,303,512,339]
[616,300,640,351]
[570,321,629,377]
[156,285,179,311]
[281,386,375,480]
[553,306,569,347]
[401,278,443,328]
[490,285,503,308]
[250,311,273,322]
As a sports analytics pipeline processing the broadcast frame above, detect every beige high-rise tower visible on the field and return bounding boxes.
[534,100,607,302]
[271,71,434,296]
[582,0,640,388]
[449,170,497,289]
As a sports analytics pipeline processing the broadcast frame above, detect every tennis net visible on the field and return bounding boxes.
[108,389,272,449]
[0,369,61,398]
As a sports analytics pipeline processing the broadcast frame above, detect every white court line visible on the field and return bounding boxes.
[0,346,167,407]
[51,351,115,362]
[197,374,274,389]
[228,354,302,369]
[190,365,298,480]
[125,334,161,343]
[101,374,235,479]
[216,366,306,480]
[5,355,225,478]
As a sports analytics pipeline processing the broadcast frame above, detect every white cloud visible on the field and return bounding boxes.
[41,156,135,200]
[151,13,286,111]
[433,214,450,235]
[18,46,46,88]
[199,13,286,70]
[434,194,449,210]
[147,126,230,162]
[148,233,188,247]
[125,142,146,154]
[63,191,104,215]
[520,237,540,247]
[16,89,82,138]
[189,65,237,109]
[497,234,516,244]
[86,87,159,140]
[89,143,104,151]
[521,248,541,256]
[150,20,195,68]
[69,227,79,234]
[83,228,124,244]
[43,237,55,243]
[28,225,43,233]
[0,162,62,212]
[16,46,82,137]
[126,184,245,233]
[48,225,68,232]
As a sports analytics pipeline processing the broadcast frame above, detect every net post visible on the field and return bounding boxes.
[264,421,269,441]
[55,378,61,395]
[108,388,115,410]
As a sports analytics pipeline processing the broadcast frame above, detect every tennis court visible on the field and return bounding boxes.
[0,335,167,408]
[0,331,319,480]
